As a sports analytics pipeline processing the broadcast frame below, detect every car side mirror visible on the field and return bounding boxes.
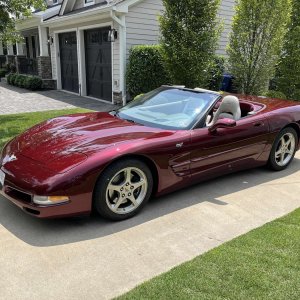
[209,118,237,133]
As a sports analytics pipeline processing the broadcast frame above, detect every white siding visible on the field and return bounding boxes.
[126,0,164,59]
[125,0,235,57]
[217,0,235,55]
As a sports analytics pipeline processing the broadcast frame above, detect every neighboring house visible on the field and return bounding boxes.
[0,0,235,104]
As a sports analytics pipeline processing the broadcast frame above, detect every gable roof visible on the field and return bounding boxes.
[59,0,125,16]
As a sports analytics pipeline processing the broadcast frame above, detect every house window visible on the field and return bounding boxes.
[53,0,58,4]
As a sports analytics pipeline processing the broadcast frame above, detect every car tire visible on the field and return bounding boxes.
[268,127,298,171]
[93,158,153,221]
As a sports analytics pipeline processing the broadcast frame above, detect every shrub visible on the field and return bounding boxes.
[7,73,13,84]
[160,0,222,88]
[15,74,27,88]
[127,45,169,97]
[227,0,291,95]
[265,90,286,99]
[25,76,43,91]
[209,55,226,91]
[0,68,6,78]
[10,73,18,85]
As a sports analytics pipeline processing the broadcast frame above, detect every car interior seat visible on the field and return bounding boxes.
[207,95,241,127]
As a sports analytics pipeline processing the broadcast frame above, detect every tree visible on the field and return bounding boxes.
[159,0,222,89]
[0,0,46,43]
[275,0,300,100]
[227,0,291,95]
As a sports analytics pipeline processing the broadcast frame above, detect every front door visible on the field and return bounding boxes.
[85,27,112,101]
[59,32,79,93]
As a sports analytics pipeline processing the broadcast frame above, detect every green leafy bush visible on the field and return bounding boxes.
[265,90,286,99]
[127,45,169,98]
[209,56,226,91]
[15,74,27,88]
[0,68,6,78]
[25,76,43,91]
[10,73,18,85]
[6,73,13,84]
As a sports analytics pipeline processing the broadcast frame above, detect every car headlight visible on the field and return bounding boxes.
[33,195,70,205]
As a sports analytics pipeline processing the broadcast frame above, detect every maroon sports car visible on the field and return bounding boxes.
[0,86,299,220]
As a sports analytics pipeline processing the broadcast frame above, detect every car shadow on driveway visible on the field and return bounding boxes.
[1,159,299,247]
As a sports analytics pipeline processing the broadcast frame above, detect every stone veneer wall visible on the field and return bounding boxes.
[37,56,57,89]
[37,56,52,79]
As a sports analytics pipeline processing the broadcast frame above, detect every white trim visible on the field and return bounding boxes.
[60,89,80,96]
[111,12,126,105]
[77,21,114,103]
[53,27,77,90]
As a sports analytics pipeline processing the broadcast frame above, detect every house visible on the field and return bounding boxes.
[0,0,235,104]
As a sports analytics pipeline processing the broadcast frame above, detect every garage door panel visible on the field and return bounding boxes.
[59,32,79,93]
[85,28,112,102]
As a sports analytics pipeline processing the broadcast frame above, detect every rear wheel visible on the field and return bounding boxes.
[268,127,298,171]
[93,159,153,221]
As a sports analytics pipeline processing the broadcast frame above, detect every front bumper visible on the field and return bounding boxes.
[0,185,91,218]
[0,154,92,218]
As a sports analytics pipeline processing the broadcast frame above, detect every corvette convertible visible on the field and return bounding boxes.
[0,86,300,220]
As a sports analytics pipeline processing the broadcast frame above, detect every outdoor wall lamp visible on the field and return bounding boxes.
[108,29,118,42]
[48,36,54,45]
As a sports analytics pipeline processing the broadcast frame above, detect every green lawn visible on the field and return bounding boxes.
[117,209,300,300]
[0,108,90,149]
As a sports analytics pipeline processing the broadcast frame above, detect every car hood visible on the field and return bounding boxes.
[4,112,174,172]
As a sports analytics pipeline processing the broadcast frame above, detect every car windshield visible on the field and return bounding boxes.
[117,87,219,130]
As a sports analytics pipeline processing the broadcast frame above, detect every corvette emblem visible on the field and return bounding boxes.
[9,154,17,162]
[3,154,17,165]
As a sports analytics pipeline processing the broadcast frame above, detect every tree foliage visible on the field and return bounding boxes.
[275,0,300,100]
[227,0,291,95]
[159,0,222,89]
[0,0,46,42]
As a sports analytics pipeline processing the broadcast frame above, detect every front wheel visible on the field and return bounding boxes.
[93,159,153,221]
[268,127,298,171]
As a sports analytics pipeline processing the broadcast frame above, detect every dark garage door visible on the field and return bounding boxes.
[59,32,79,93]
[85,28,112,102]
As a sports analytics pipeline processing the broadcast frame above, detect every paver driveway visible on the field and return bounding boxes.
[0,82,116,114]
[1,154,300,300]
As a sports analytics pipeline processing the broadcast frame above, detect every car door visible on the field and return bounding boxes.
[189,115,269,180]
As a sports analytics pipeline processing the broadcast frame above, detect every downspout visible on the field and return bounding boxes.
[111,9,127,106]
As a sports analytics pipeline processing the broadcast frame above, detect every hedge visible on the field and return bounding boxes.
[126,45,170,98]
[209,55,226,91]
[7,73,43,90]
[0,68,7,78]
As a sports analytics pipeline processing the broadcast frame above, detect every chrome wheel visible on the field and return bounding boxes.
[275,133,296,167]
[106,167,148,215]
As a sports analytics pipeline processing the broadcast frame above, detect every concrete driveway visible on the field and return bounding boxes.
[1,154,300,300]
